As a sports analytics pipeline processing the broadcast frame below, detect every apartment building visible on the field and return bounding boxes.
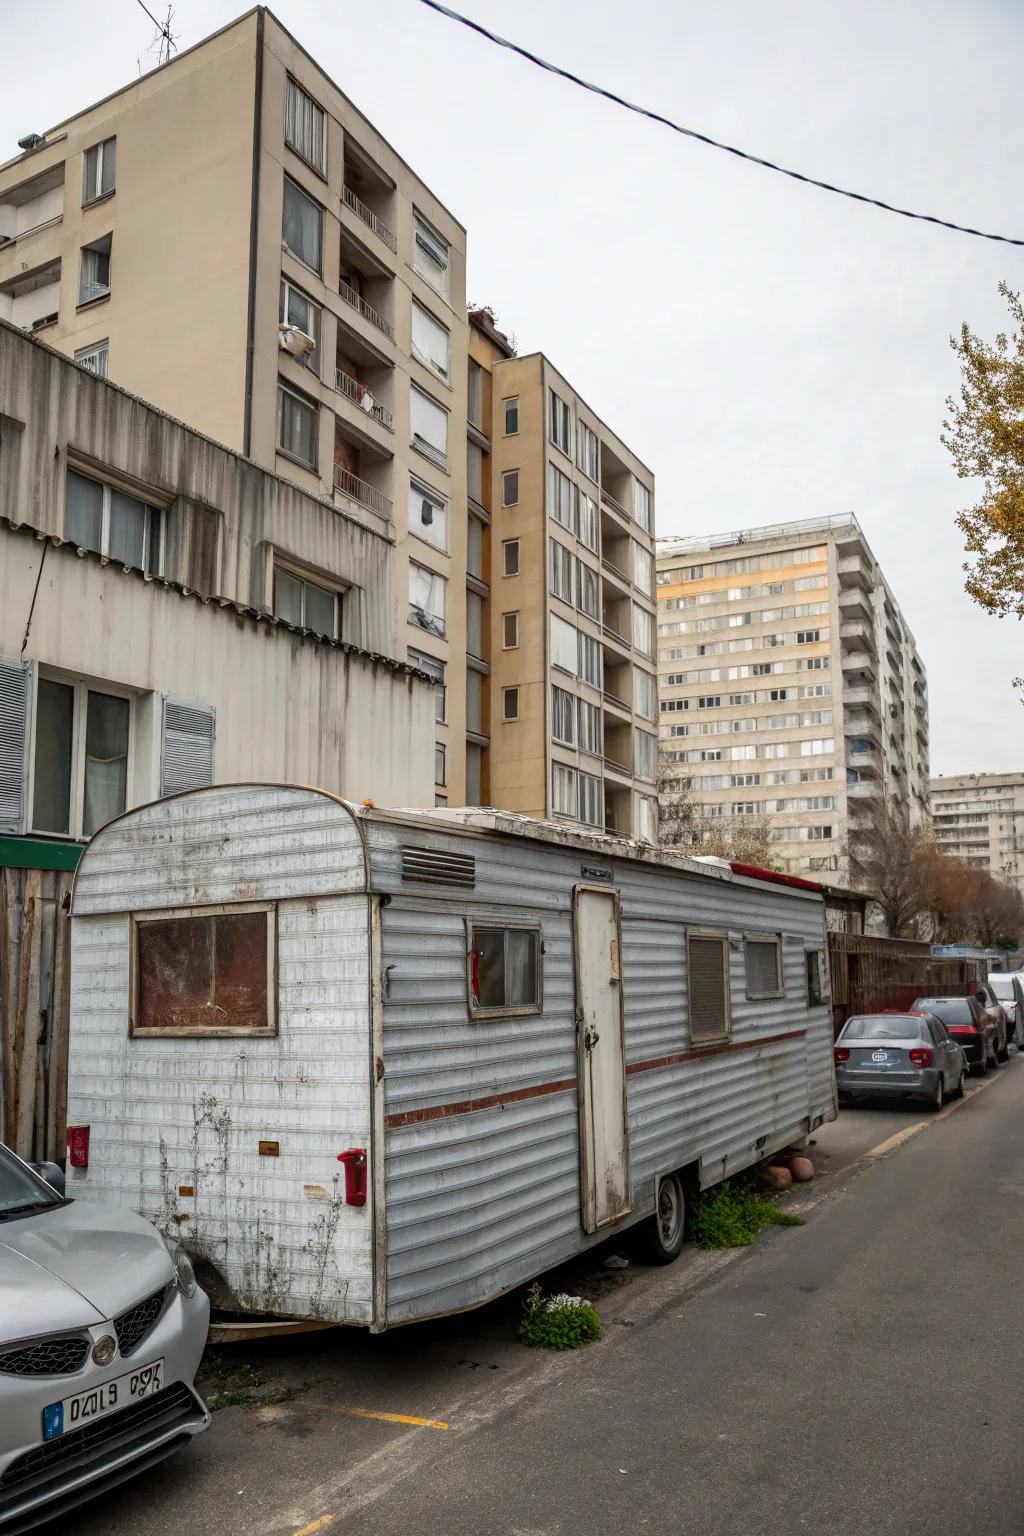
[0,319,433,858]
[0,8,473,799]
[930,773,1024,893]
[656,515,929,878]
[469,310,659,839]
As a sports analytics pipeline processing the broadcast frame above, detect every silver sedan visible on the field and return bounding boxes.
[0,1143,210,1533]
[834,1011,968,1111]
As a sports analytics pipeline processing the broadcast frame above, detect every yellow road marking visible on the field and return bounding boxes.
[294,1518,334,1535]
[865,1122,928,1159]
[302,1403,449,1430]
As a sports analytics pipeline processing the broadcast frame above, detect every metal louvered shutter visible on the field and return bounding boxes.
[160,698,215,796]
[401,847,475,888]
[745,937,781,998]
[0,657,31,833]
[688,934,729,1043]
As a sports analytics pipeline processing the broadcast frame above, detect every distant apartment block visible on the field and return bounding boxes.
[0,7,473,800]
[930,773,1024,893]
[656,515,929,879]
[469,310,659,839]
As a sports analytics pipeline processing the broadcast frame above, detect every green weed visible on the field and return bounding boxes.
[517,1283,602,1350]
[690,1179,806,1250]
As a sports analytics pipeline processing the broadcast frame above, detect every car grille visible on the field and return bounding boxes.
[0,1336,91,1377]
[0,1382,197,1496]
[114,1286,169,1357]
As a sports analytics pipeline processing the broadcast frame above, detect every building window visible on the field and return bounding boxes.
[466,741,483,805]
[549,389,572,456]
[633,604,655,658]
[745,934,783,999]
[633,543,654,597]
[467,513,485,580]
[468,922,542,1018]
[502,469,520,507]
[413,209,449,299]
[552,762,578,817]
[502,686,520,723]
[467,360,484,428]
[577,490,599,553]
[74,339,109,377]
[282,176,323,275]
[550,538,574,603]
[82,137,116,205]
[410,386,449,469]
[409,477,447,552]
[503,611,520,650]
[579,771,603,827]
[466,590,485,661]
[636,793,657,843]
[32,676,130,839]
[133,905,275,1037]
[503,397,519,435]
[549,613,576,673]
[409,648,446,722]
[409,561,446,638]
[279,279,321,374]
[576,420,599,482]
[79,234,111,305]
[578,631,602,688]
[687,933,730,1043]
[633,668,657,722]
[273,565,339,639]
[411,300,450,380]
[434,742,447,787]
[467,441,484,504]
[276,379,318,467]
[551,685,576,747]
[634,728,656,782]
[634,480,653,533]
[578,697,602,756]
[547,462,574,531]
[577,561,600,621]
[65,467,161,572]
[285,78,326,174]
[502,539,520,577]
[796,629,821,645]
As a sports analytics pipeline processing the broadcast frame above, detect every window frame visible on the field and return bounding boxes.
[64,466,162,574]
[82,137,116,206]
[501,686,520,723]
[408,647,446,723]
[281,174,324,277]
[410,384,449,469]
[129,901,277,1039]
[408,476,449,553]
[411,298,451,381]
[503,397,519,436]
[502,611,520,650]
[686,929,731,1044]
[434,741,447,787]
[272,560,342,640]
[284,76,327,176]
[78,234,112,306]
[413,208,450,299]
[502,539,520,578]
[806,948,826,1008]
[29,671,135,842]
[279,277,322,376]
[74,339,109,377]
[408,559,447,638]
[276,377,319,469]
[743,931,784,1001]
[466,918,543,1021]
[501,469,520,508]
[548,388,572,457]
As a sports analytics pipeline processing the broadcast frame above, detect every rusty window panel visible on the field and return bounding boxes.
[133,906,275,1036]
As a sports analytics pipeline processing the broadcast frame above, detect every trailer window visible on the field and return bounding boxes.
[467,923,541,1018]
[687,933,730,1043]
[744,934,783,999]
[806,949,826,1007]
[132,904,276,1036]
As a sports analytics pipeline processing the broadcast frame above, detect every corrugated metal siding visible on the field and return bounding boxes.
[66,787,374,1323]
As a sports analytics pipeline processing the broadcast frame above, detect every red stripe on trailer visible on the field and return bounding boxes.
[728,861,823,892]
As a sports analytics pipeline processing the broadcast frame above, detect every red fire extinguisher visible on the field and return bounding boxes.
[336,1147,367,1206]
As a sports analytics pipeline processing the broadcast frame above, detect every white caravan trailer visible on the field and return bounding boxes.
[66,784,836,1330]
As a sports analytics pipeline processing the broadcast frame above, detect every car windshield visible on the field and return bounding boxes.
[988,976,1014,1002]
[0,1145,62,1218]
[913,999,971,1025]
[841,1015,924,1040]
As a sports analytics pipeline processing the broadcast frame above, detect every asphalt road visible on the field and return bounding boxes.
[43,1057,1024,1536]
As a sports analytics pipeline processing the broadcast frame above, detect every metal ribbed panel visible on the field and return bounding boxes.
[401,847,475,888]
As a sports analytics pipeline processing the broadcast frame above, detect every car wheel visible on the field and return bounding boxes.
[929,1077,944,1112]
[640,1171,686,1265]
[952,1071,966,1100]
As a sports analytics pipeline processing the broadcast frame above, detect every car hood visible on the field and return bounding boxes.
[0,1202,173,1342]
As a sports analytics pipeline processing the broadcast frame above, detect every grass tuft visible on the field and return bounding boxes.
[690,1179,806,1250]
[517,1283,602,1350]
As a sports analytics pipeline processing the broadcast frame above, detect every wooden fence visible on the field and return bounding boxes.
[0,865,74,1162]
[827,930,987,1037]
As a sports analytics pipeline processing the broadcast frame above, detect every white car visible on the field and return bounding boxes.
[0,1143,210,1532]
[988,972,1023,1043]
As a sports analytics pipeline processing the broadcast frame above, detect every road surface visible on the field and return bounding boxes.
[43,1058,1024,1536]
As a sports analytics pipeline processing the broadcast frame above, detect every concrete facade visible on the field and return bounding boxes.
[930,773,1024,893]
[656,515,929,879]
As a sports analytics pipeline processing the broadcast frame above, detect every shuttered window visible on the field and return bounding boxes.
[0,658,30,833]
[160,699,215,797]
[744,934,783,999]
[687,933,730,1043]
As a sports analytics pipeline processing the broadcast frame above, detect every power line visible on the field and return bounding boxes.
[416,0,1024,250]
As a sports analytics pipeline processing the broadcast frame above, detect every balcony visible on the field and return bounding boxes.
[342,183,397,255]
[333,464,393,520]
[842,684,878,711]
[334,365,394,433]
[837,552,873,589]
[0,164,64,264]
[841,648,877,677]
[840,618,876,651]
[847,779,882,801]
[604,781,634,837]
[601,555,631,595]
[838,588,872,623]
[339,276,394,343]
[0,254,61,331]
[847,745,881,775]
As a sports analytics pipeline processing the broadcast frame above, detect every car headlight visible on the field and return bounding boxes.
[163,1236,198,1298]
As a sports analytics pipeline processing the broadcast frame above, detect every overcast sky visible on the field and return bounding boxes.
[4,0,1022,777]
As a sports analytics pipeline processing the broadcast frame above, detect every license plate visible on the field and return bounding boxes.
[43,1358,164,1441]
[871,1051,889,1063]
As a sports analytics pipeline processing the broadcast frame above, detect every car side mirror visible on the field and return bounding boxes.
[975,992,988,1005]
[30,1160,66,1197]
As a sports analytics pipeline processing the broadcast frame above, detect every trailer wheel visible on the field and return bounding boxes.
[640,1171,686,1264]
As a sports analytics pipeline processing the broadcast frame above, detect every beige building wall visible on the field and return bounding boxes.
[931,773,1024,894]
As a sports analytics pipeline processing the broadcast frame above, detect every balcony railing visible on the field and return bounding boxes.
[342,184,398,253]
[601,486,629,520]
[333,464,393,520]
[334,367,394,432]
[601,557,631,587]
[339,278,394,341]
[602,621,631,649]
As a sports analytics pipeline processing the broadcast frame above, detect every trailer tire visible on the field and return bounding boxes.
[640,1171,686,1265]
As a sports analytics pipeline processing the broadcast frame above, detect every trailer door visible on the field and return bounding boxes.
[574,885,631,1232]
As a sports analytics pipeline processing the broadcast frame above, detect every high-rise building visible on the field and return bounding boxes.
[469,310,659,838]
[930,773,1024,894]
[656,515,929,878]
[0,7,473,799]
